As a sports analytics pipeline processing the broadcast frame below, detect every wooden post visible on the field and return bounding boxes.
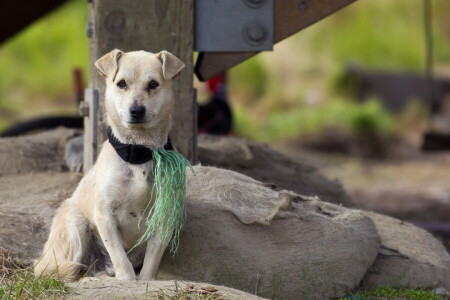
[85,0,195,171]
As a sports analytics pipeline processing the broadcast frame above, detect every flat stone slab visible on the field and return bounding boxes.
[69,278,266,300]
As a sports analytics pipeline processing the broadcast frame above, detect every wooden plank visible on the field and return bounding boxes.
[87,0,195,168]
[0,0,68,44]
[83,89,98,173]
[195,0,357,81]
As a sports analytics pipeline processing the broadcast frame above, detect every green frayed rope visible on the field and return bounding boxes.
[130,149,194,254]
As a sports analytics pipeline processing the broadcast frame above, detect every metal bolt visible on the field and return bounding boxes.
[79,101,90,117]
[244,0,267,9]
[244,22,267,46]
[298,0,309,11]
[86,22,94,38]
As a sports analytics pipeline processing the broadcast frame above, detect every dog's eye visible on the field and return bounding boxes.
[117,80,127,89]
[147,80,159,91]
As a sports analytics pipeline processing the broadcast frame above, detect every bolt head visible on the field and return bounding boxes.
[244,0,267,8]
[243,22,268,46]
[79,101,90,117]
[298,0,309,10]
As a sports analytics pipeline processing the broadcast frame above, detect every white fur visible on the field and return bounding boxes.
[34,49,185,281]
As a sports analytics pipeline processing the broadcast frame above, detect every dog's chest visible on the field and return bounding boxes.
[108,163,155,244]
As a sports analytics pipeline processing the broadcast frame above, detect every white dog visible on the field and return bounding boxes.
[34,49,185,281]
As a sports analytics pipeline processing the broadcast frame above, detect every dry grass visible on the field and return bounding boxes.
[0,249,223,300]
[0,247,29,278]
[0,247,68,299]
[149,283,225,300]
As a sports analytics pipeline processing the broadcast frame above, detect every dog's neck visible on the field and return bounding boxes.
[107,120,171,150]
[107,126,173,164]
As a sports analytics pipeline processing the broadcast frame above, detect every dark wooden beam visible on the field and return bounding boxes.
[85,0,195,170]
[0,0,68,44]
[195,0,357,81]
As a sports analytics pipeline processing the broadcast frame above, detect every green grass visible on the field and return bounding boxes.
[340,286,445,300]
[0,270,68,300]
[0,269,226,300]
[0,248,68,300]
[0,246,221,300]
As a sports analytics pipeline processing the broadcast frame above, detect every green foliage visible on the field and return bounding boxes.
[232,105,261,140]
[1,0,450,141]
[234,99,393,142]
[349,98,393,137]
[0,268,68,299]
[340,286,445,300]
[0,0,87,96]
[306,0,450,71]
[229,0,450,141]
[229,56,268,99]
[0,0,87,121]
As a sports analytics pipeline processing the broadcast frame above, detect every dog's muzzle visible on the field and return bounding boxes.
[129,105,146,123]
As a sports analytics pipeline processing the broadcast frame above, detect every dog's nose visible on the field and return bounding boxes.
[129,106,146,120]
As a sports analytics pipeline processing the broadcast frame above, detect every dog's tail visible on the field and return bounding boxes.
[34,259,84,282]
[34,204,88,282]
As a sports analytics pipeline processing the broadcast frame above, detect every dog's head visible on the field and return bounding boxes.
[95,49,185,134]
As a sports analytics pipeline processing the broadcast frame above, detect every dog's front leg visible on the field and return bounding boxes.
[94,209,136,280]
[138,234,169,280]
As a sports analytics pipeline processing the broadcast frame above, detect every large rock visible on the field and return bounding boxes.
[1,130,449,298]
[0,167,378,299]
[69,278,266,300]
[0,128,79,175]
[0,172,81,259]
[361,212,450,291]
[158,166,379,299]
[198,134,354,207]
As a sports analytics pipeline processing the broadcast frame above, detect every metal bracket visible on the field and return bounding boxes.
[82,88,98,173]
[195,0,357,81]
[86,22,94,39]
[195,0,273,52]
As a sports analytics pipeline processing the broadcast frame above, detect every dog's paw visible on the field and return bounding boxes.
[115,264,136,281]
[115,271,136,281]
[80,276,100,283]
[137,274,156,281]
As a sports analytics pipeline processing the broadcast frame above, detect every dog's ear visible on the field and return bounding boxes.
[95,49,124,80]
[156,51,185,80]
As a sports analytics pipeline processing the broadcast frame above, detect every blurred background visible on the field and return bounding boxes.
[0,0,450,148]
[2,0,450,147]
[2,0,450,246]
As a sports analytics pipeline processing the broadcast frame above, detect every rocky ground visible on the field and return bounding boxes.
[0,128,449,299]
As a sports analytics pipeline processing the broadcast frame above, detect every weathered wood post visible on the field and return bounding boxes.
[84,0,195,172]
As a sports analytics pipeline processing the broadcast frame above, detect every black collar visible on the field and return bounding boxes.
[107,127,173,164]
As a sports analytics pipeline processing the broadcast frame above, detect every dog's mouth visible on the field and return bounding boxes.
[128,120,146,124]
[125,113,155,126]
